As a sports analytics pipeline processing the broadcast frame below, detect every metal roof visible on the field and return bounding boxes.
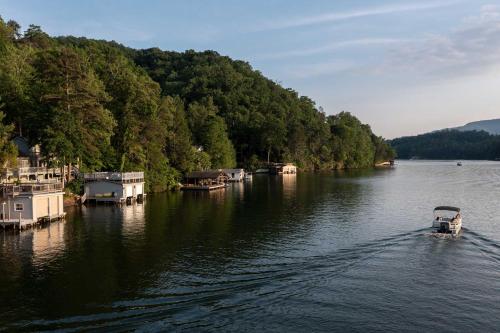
[185,170,228,179]
[13,136,31,157]
[434,206,460,212]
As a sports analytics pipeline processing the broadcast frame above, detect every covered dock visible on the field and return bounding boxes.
[182,170,229,191]
[83,172,145,204]
[0,182,66,230]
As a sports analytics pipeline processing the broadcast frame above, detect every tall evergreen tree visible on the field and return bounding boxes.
[33,47,115,171]
[0,102,17,168]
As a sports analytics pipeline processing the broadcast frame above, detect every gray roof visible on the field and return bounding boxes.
[13,136,31,157]
[434,206,460,212]
[185,170,228,179]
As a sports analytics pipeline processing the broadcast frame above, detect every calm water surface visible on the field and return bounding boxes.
[1,161,500,332]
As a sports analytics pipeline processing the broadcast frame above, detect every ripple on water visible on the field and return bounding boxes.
[3,163,500,332]
[8,227,500,332]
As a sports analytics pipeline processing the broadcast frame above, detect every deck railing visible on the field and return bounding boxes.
[83,172,144,182]
[1,182,64,196]
[2,167,61,176]
[18,167,60,175]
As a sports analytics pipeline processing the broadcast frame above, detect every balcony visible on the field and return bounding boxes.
[1,167,61,180]
[83,172,144,183]
[1,182,64,197]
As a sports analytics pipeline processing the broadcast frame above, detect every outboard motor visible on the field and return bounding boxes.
[439,222,450,233]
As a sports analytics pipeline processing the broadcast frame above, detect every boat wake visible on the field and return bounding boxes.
[9,226,500,332]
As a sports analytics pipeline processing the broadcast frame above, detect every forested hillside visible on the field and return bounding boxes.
[454,119,500,135]
[0,17,394,191]
[389,130,500,160]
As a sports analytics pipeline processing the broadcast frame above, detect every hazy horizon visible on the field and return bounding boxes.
[1,0,500,139]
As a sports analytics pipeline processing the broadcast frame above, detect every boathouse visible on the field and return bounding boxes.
[269,163,297,175]
[0,138,66,229]
[83,172,145,204]
[183,170,229,190]
[222,168,245,182]
[0,182,65,229]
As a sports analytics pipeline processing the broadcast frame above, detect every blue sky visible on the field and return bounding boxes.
[1,0,500,138]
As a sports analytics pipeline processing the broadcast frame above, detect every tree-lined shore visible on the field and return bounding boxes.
[389,130,500,160]
[0,17,394,191]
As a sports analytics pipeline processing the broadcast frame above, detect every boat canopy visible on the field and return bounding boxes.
[434,206,460,212]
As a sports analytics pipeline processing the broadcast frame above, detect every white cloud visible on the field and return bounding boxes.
[389,5,500,77]
[254,0,461,31]
[282,60,355,79]
[259,38,407,60]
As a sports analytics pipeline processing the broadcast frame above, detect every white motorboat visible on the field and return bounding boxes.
[432,206,462,235]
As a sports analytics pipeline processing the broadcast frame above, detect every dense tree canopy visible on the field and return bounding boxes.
[0,16,395,191]
[0,107,17,168]
[389,130,500,160]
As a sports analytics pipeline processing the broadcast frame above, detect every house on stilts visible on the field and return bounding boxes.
[1,137,66,230]
[83,171,145,204]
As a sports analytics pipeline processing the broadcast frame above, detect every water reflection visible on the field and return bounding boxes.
[2,165,500,331]
[30,221,66,266]
[282,174,297,199]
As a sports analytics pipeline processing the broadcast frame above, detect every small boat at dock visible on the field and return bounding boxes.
[432,206,462,235]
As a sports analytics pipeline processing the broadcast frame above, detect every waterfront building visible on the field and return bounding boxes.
[222,168,245,182]
[269,163,297,175]
[1,137,65,229]
[83,172,145,204]
[0,182,65,229]
[182,170,229,190]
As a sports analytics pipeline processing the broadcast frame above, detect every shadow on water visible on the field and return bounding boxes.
[0,174,343,329]
[2,166,500,331]
[6,225,500,332]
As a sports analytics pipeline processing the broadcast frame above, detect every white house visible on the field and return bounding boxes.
[0,137,66,230]
[222,169,245,182]
[0,182,65,229]
[269,163,297,175]
[83,172,145,204]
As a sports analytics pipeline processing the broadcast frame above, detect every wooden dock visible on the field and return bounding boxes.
[0,212,66,231]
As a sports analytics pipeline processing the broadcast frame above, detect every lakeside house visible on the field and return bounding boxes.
[269,163,297,175]
[83,172,145,204]
[13,136,43,167]
[0,182,65,229]
[182,170,229,191]
[222,168,245,182]
[0,137,65,230]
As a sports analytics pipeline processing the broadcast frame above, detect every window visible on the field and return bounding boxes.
[14,203,23,211]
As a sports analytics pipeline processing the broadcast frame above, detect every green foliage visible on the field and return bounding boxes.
[0,108,17,168]
[373,135,396,163]
[160,96,198,173]
[65,178,83,195]
[32,47,116,170]
[192,147,212,170]
[328,112,377,169]
[134,48,390,170]
[389,130,500,160]
[187,99,236,168]
[0,17,393,192]
[201,116,236,168]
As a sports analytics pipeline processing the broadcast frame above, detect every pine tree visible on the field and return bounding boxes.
[33,47,115,171]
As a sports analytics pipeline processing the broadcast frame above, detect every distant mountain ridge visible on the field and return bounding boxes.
[389,118,500,160]
[452,118,500,135]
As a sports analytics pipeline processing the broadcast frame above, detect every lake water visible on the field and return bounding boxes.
[1,161,500,332]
